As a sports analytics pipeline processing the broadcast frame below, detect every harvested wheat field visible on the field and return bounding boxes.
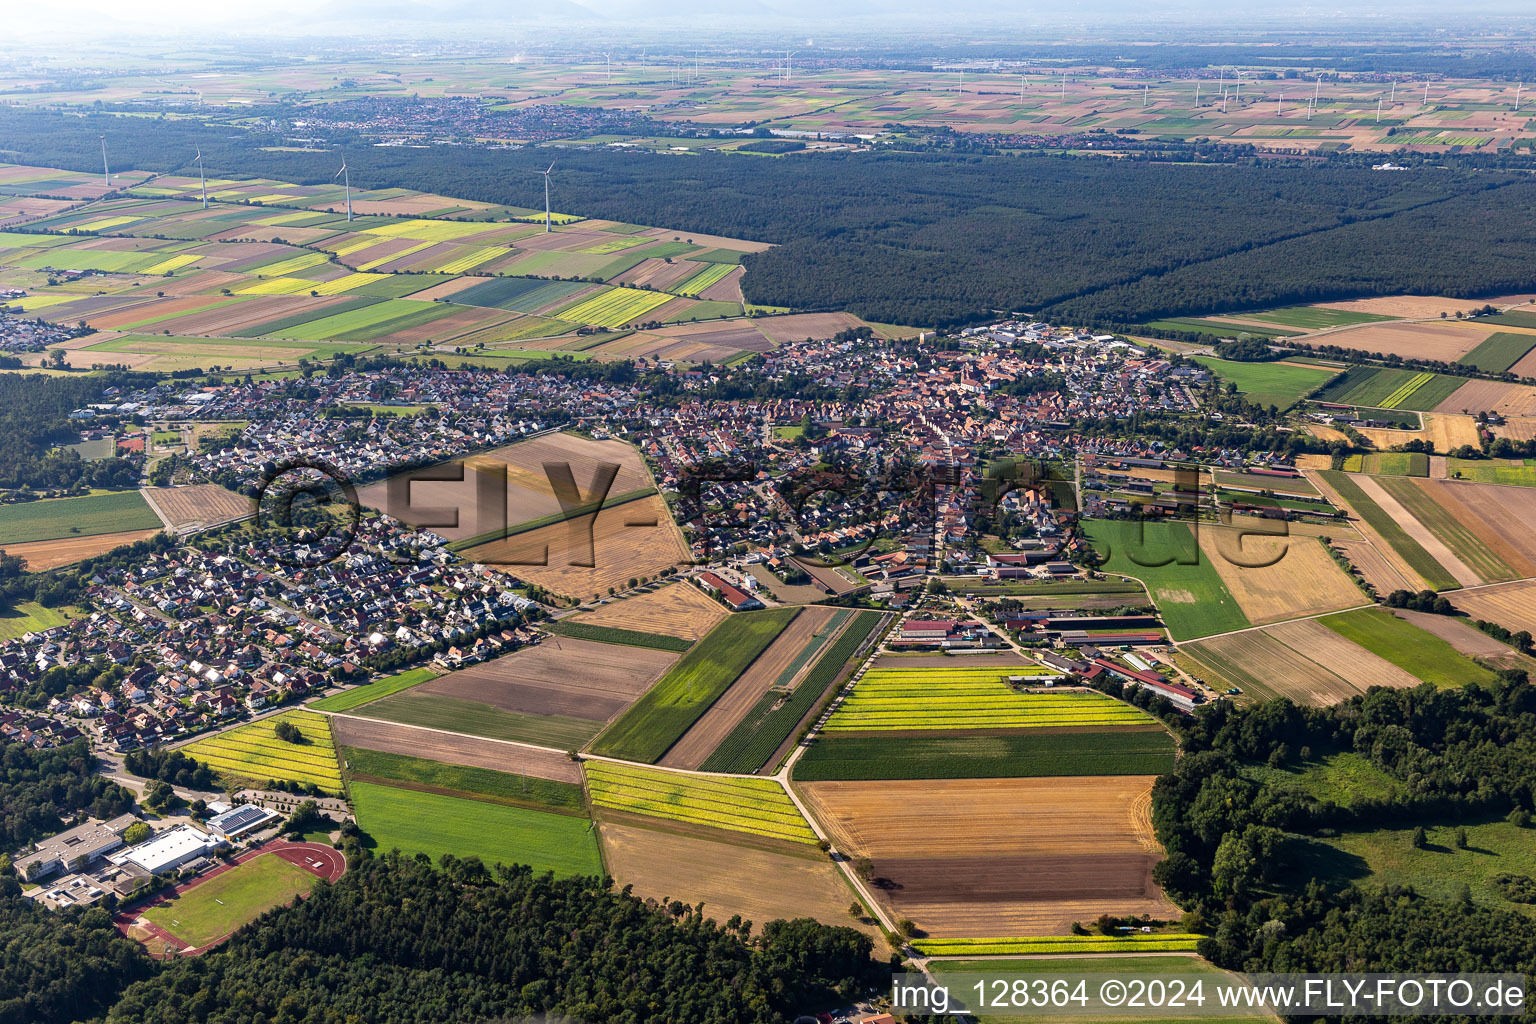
[1334,535,1418,595]
[1311,294,1536,319]
[1185,630,1360,704]
[1451,580,1536,637]
[1356,414,1479,453]
[574,581,727,642]
[754,312,870,345]
[146,483,251,530]
[1298,321,1491,362]
[1417,481,1536,577]
[1434,379,1536,417]
[329,714,582,784]
[1493,416,1536,442]
[1198,528,1363,626]
[599,821,878,939]
[359,431,654,543]
[660,607,841,770]
[798,777,1175,937]
[3,529,161,570]
[471,493,691,600]
[1262,619,1421,690]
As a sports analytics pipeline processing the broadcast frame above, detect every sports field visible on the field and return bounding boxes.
[1081,520,1248,640]
[349,781,602,876]
[1317,607,1500,688]
[181,710,343,793]
[585,761,818,845]
[0,490,162,545]
[589,608,799,762]
[1191,356,1338,409]
[143,854,317,948]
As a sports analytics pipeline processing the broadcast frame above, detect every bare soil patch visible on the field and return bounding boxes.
[4,529,161,570]
[1351,475,1480,587]
[1297,320,1490,362]
[574,581,727,641]
[148,483,251,530]
[330,714,582,783]
[1418,481,1536,577]
[1434,379,1536,417]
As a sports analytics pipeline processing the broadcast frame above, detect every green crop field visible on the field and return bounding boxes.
[589,608,799,762]
[1237,306,1397,330]
[1142,317,1299,339]
[452,276,589,312]
[792,729,1175,781]
[584,761,817,844]
[948,579,1145,598]
[1458,332,1536,373]
[144,854,317,948]
[1445,457,1536,486]
[1316,366,1468,412]
[0,490,162,545]
[308,667,440,712]
[1318,608,1500,688]
[540,620,692,652]
[356,691,602,748]
[1318,471,1460,590]
[1360,452,1429,477]
[0,601,76,641]
[267,298,454,341]
[339,746,585,813]
[1191,357,1338,410]
[350,781,602,876]
[1478,311,1536,330]
[673,263,736,297]
[701,611,884,775]
[1372,477,1515,582]
[552,286,674,327]
[913,934,1203,956]
[182,710,343,793]
[823,670,1153,732]
[1081,520,1248,640]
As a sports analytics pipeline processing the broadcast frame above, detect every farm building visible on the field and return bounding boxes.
[1091,658,1201,713]
[114,824,226,874]
[15,813,139,881]
[695,571,764,611]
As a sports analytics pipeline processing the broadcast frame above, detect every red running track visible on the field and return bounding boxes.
[113,839,345,957]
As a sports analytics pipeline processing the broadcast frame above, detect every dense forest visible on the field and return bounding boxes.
[0,371,143,494]
[0,738,133,865]
[4,110,1535,326]
[1151,677,1536,974]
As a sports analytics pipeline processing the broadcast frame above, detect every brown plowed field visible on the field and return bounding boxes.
[330,714,582,783]
[4,529,161,570]
[383,306,514,345]
[148,483,251,529]
[598,821,879,940]
[1511,349,1536,380]
[1353,475,1481,587]
[614,258,697,291]
[1200,528,1363,625]
[660,607,834,769]
[798,777,1175,937]
[574,581,727,641]
[1263,619,1421,690]
[473,494,691,600]
[410,637,676,722]
[1417,481,1536,576]
[1334,535,1418,595]
[699,266,746,303]
[637,228,770,253]
[166,295,336,336]
[407,277,486,301]
[1390,608,1533,672]
[754,312,869,345]
[1434,379,1536,417]
[1451,579,1536,637]
[1307,469,1436,591]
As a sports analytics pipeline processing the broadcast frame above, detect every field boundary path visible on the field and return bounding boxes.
[112,839,344,957]
[139,485,175,530]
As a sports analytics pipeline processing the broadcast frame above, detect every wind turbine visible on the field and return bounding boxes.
[957,67,964,94]
[1235,71,1242,103]
[1516,82,1524,112]
[784,50,795,84]
[195,146,208,209]
[1060,70,1066,101]
[1391,79,1397,103]
[603,52,611,84]
[1424,80,1430,105]
[1277,92,1284,117]
[1376,97,1383,123]
[1143,83,1149,108]
[1195,82,1201,107]
[100,135,109,189]
[334,152,352,222]
[537,160,555,233]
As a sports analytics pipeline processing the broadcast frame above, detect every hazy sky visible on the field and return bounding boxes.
[9,0,1534,42]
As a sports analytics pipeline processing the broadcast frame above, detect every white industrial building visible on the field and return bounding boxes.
[113,825,226,874]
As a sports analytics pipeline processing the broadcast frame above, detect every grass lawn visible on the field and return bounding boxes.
[1316,819,1536,913]
[1192,356,1338,409]
[308,667,440,712]
[0,601,76,641]
[590,607,800,762]
[1081,519,1248,640]
[0,490,162,544]
[144,854,316,948]
[791,729,1175,781]
[1243,750,1406,807]
[349,781,602,877]
[1318,607,1501,688]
